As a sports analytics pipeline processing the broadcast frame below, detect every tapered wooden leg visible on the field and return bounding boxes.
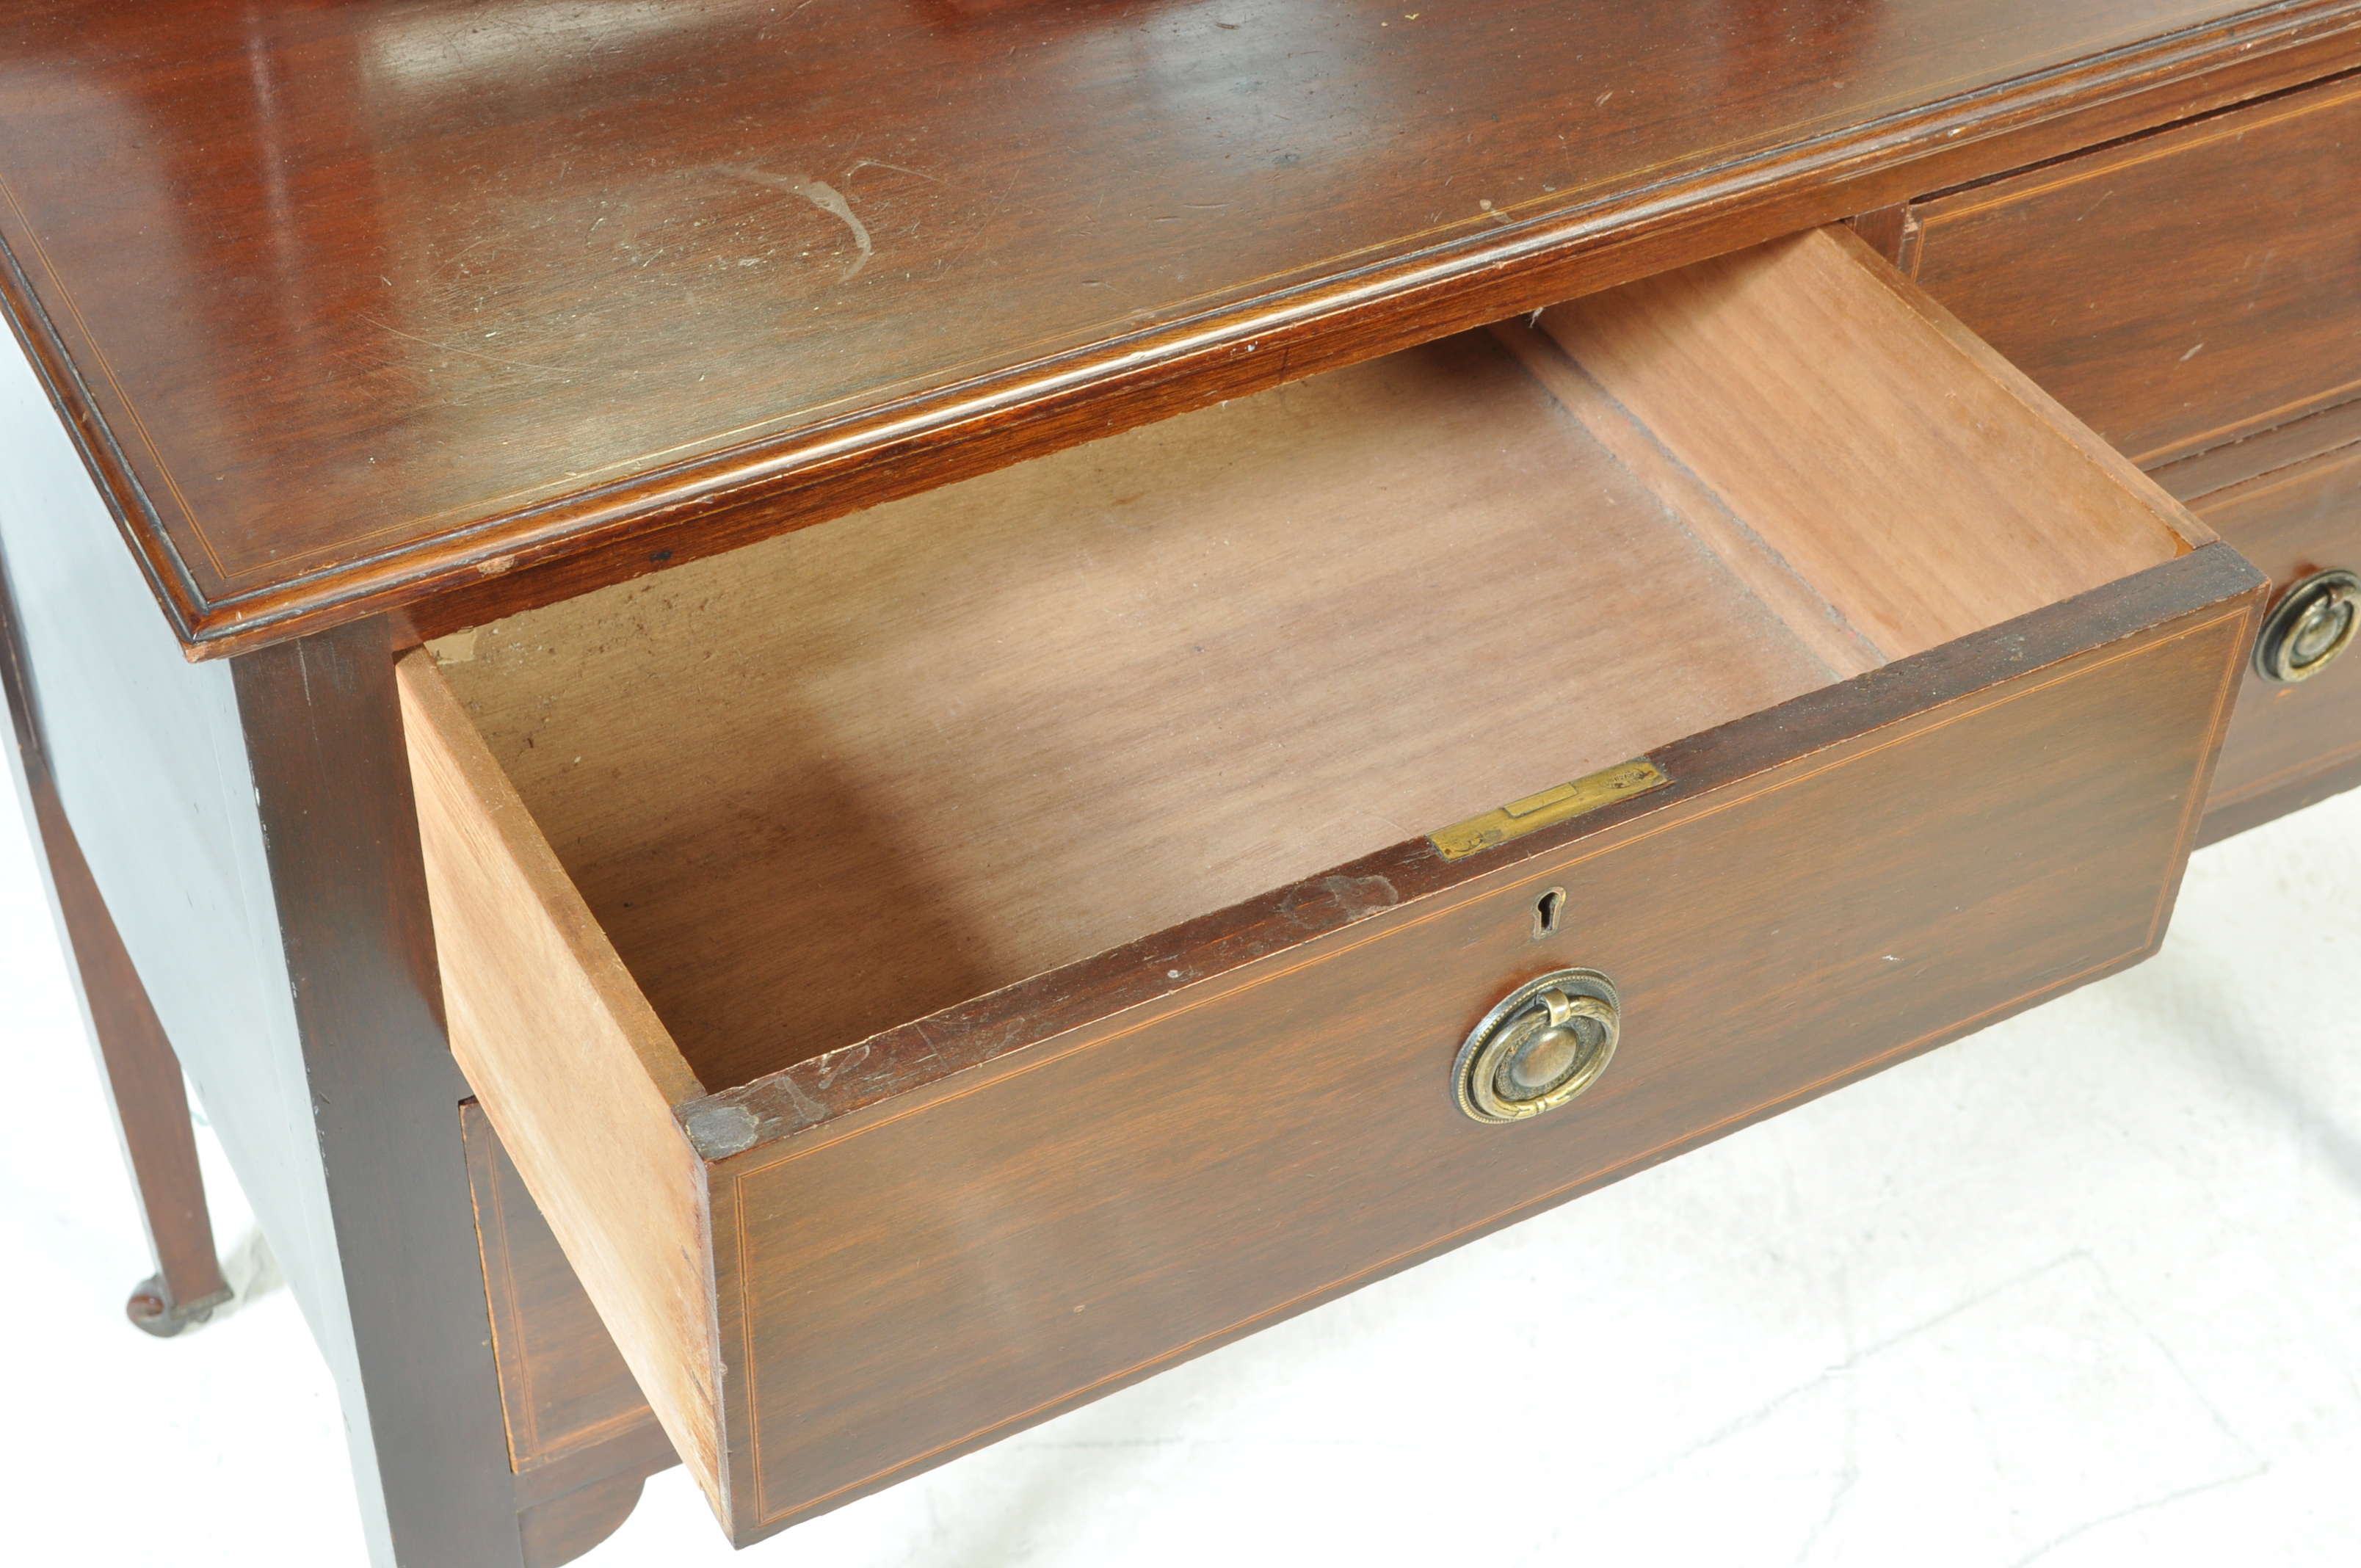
[35,771,231,1336]
[51,804,232,1336]
[1,552,227,1335]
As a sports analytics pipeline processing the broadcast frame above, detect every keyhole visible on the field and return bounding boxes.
[1532,887,1566,940]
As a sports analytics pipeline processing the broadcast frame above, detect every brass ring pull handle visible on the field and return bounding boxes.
[1454,968,1620,1124]
[2255,567,2359,685]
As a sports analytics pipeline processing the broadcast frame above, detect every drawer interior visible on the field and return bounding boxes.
[420,226,2197,1099]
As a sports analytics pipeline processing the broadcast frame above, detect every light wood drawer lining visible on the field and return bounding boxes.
[424,225,2191,1097]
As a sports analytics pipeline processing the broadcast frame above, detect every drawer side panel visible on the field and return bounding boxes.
[398,653,726,1522]
[714,581,2252,1539]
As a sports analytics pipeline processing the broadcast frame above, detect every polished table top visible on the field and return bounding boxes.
[0,0,2346,656]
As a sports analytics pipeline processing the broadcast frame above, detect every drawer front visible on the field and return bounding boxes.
[703,563,2255,1537]
[2191,438,2361,838]
[1902,75,2361,470]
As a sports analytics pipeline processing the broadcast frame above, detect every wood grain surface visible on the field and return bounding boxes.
[1488,317,1887,680]
[0,0,2350,655]
[1540,226,2197,657]
[701,545,2258,1542]
[2199,744,2361,843]
[2151,395,2361,503]
[399,650,725,1522]
[428,228,2194,1097]
[430,326,1840,1091]
[1905,72,2361,468]
[2186,438,2361,830]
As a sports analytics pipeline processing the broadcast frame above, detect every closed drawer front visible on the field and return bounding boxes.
[460,1101,667,1488]
[1900,74,2361,472]
[2188,438,2361,836]
[399,227,2258,1545]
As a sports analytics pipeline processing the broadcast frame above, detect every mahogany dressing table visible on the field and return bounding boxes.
[4,2,2357,1562]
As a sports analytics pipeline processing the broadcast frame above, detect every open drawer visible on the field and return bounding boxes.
[396,225,2260,1544]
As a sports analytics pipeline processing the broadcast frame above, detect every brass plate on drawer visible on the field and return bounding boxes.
[1429,759,1669,861]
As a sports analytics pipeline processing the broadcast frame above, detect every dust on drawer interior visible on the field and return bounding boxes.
[429,230,2189,1095]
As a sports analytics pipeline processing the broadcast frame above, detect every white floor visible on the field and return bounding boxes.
[6,766,2359,1567]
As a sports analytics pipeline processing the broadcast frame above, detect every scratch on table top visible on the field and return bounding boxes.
[845,157,945,184]
[360,316,576,377]
[720,166,874,279]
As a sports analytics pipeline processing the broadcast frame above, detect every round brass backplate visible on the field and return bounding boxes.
[1454,968,1620,1124]
[2254,567,2360,685]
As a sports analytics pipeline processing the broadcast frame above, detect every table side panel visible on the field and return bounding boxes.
[0,326,401,1557]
